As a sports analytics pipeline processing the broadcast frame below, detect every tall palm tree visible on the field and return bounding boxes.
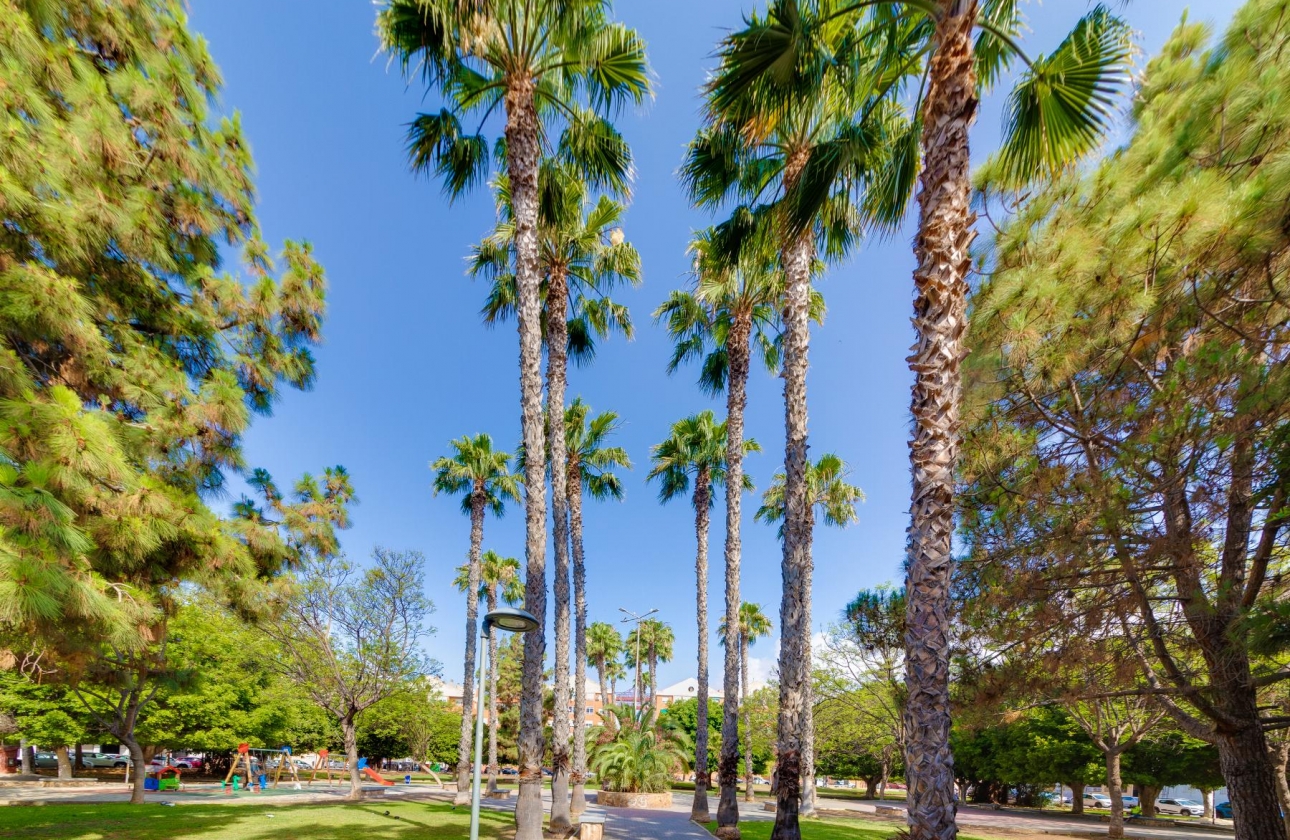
[696,4,1129,837]
[564,398,631,813]
[379,6,648,836]
[647,410,758,820]
[432,434,521,802]
[471,163,640,823]
[587,621,624,731]
[455,551,524,796]
[684,8,899,835]
[757,452,863,815]
[719,602,773,802]
[640,618,675,705]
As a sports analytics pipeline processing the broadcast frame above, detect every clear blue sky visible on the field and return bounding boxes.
[190,0,1244,689]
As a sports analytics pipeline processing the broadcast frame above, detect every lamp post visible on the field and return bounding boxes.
[618,607,658,716]
[470,607,539,840]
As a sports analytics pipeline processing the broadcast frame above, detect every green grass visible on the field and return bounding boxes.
[0,800,515,840]
[670,780,905,802]
[707,816,991,840]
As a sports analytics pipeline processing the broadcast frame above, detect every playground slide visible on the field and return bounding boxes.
[362,766,394,786]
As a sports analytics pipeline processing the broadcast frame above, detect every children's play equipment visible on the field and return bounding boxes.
[307,748,344,786]
[271,746,301,789]
[358,757,393,787]
[143,766,181,792]
[222,743,263,793]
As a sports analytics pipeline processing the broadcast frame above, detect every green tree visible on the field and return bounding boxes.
[563,399,631,808]
[264,548,435,801]
[587,622,624,732]
[378,4,649,833]
[648,410,758,818]
[663,697,724,772]
[0,674,90,780]
[757,452,863,812]
[1124,732,1222,818]
[960,4,1290,836]
[432,433,520,801]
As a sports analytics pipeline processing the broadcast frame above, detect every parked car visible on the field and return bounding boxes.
[1157,798,1204,816]
[81,752,128,769]
[1083,793,1114,809]
[501,767,518,776]
[33,752,59,769]
[1215,801,1233,820]
[1122,794,1139,808]
[170,755,203,770]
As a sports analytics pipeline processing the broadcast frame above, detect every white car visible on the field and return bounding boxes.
[1083,793,1113,809]
[1156,798,1204,816]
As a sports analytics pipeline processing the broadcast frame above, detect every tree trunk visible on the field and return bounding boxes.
[596,655,613,735]
[1216,722,1286,840]
[1272,742,1290,840]
[693,469,713,821]
[455,492,486,804]
[1200,788,1215,822]
[742,633,754,803]
[74,744,84,772]
[19,738,32,775]
[1139,785,1159,818]
[507,83,549,840]
[547,267,574,835]
[487,585,502,797]
[772,174,816,840]
[124,737,146,804]
[1106,751,1125,839]
[648,649,658,708]
[342,714,362,801]
[717,310,753,837]
[800,648,815,816]
[55,746,72,780]
[904,5,978,840]
[864,778,877,799]
[571,465,590,815]
[879,757,891,800]
[1070,781,1085,815]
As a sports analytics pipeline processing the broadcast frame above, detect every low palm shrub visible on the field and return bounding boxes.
[590,706,690,793]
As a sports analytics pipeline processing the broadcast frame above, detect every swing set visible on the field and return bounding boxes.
[221,743,304,792]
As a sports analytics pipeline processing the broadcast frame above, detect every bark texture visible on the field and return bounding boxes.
[1272,742,1290,840]
[692,468,713,823]
[124,738,146,804]
[570,468,590,814]
[55,745,72,780]
[486,583,501,797]
[716,309,753,838]
[772,187,815,840]
[507,83,549,840]
[1106,752,1125,840]
[343,714,362,801]
[455,492,486,803]
[904,5,978,840]
[1217,723,1285,840]
[547,268,573,834]
[742,632,755,802]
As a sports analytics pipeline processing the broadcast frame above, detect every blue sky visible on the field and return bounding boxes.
[190,0,1245,689]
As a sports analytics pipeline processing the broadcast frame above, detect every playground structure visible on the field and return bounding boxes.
[221,743,306,792]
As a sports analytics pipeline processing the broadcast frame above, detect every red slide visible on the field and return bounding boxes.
[361,766,394,786]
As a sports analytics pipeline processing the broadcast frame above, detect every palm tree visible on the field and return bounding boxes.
[564,398,631,813]
[647,410,758,820]
[432,434,521,802]
[757,452,862,815]
[695,4,1129,836]
[684,8,896,834]
[455,551,524,796]
[472,168,640,822]
[719,602,773,802]
[587,621,624,731]
[379,5,648,836]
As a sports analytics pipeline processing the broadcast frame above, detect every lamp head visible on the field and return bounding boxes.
[484,607,539,634]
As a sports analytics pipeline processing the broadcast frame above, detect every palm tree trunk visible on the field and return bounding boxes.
[717,308,754,839]
[772,158,816,840]
[546,267,574,834]
[596,655,613,733]
[801,560,815,817]
[506,83,549,840]
[648,648,658,708]
[693,469,713,822]
[742,632,754,802]
[455,492,486,803]
[487,584,502,797]
[904,6,978,840]
[570,466,591,815]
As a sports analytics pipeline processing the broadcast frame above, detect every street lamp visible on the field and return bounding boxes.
[618,606,658,715]
[470,607,539,840]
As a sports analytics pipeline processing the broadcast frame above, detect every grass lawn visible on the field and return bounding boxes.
[0,800,515,839]
[708,817,990,840]
[672,781,905,802]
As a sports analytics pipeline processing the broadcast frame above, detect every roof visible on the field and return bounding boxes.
[655,677,724,700]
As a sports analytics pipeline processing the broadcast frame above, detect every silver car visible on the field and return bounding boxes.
[1157,798,1204,816]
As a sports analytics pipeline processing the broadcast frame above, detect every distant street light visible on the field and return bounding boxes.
[618,606,658,715]
[470,607,539,840]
